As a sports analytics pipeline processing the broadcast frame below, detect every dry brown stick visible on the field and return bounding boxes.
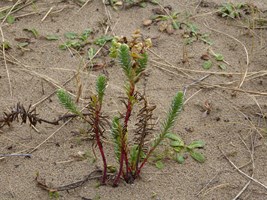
[0,27,12,96]
[36,169,102,192]
[204,21,249,89]
[219,147,267,191]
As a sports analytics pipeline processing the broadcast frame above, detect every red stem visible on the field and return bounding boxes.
[94,108,107,184]
[135,146,155,177]
[113,83,135,185]
[113,150,124,187]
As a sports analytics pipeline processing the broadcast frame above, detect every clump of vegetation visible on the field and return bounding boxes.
[146,7,212,45]
[57,30,205,186]
[218,3,259,19]
[201,49,229,70]
[59,29,93,50]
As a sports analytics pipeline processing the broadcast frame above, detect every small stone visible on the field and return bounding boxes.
[143,19,152,26]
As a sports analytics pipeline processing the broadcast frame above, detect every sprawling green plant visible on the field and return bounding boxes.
[57,31,203,187]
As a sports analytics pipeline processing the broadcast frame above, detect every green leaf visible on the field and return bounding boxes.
[150,0,159,4]
[79,28,92,41]
[187,23,198,35]
[136,52,148,76]
[172,21,180,30]
[140,2,147,7]
[88,47,96,60]
[94,35,113,46]
[202,60,213,70]
[57,89,81,116]
[176,154,185,164]
[59,40,82,50]
[23,28,39,38]
[18,42,29,48]
[7,15,15,24]
[2,41,11,50]
[190,151,205,163]
[151,15,169,21]
[155,160,164,169]
[46,35,59,41]
[96,75,107,104]
[214,53,224,61]
[165,133,181,141]
[111,116,123,162]
[64,32,78,39]
[109,39,120,58]
[130,145,138,168]
[170,140,184,147]
[173,146,183,152]
[187,140,205,149]
[219,64,226,70]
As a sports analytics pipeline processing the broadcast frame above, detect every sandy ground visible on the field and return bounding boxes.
[0,0,267,199]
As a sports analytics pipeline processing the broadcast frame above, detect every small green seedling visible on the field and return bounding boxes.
[94,35,113,46]
[23,28,39,38]
[166,133,205,164]
[7,15,15,24]
[184,23,212,45]
[202,60,213,70]
[2,41,11,50]
[151,11,180,33]
[49,191,59,200]
[218,3,245,19]
[45,35,59,41]
[59,29,92,50]
[201,49,229,70]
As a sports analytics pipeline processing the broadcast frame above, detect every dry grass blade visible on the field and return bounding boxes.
[41,6,54,22]
[0,27,12,96]
[78,0,93,12]
[1,0,21,25]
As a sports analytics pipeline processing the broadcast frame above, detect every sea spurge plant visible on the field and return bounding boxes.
[56,31,202,187]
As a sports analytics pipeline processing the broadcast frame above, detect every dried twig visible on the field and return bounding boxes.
[36,169,103,192]
[219,147,267,191]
